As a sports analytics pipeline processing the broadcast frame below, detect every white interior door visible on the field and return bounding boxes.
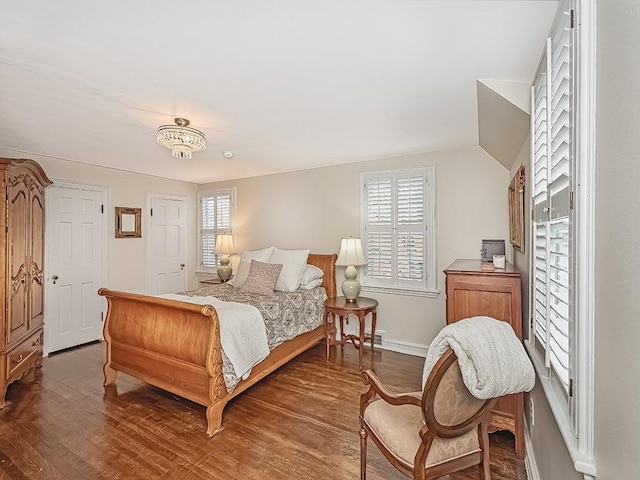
[45,184,105,353]
[148,195,187,294]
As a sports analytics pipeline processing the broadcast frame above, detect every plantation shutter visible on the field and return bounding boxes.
[365,176,393,282]
[532,44,550,352]
[362,169,427,290]
[530,5,573,399]
[547,7,572,395]
[396,173,425,283]
[200,191,232,269]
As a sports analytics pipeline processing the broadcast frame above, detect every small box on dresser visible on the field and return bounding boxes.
[444,258,525,459]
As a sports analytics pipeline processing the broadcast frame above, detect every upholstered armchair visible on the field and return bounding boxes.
[359,348,498,480]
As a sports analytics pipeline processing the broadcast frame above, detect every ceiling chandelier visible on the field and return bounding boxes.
[157,118,206,159]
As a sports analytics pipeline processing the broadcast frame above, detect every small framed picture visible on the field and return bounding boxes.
[509,165,525,252]
[115,207,142,238]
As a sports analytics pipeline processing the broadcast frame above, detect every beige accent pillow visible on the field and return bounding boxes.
[241,260,283,296]
[230,260,251,288]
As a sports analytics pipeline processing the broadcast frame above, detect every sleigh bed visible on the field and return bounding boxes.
[98,253,336,436]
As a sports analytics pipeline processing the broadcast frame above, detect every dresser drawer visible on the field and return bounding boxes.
[6,329,43,380]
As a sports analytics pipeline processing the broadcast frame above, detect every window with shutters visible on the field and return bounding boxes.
[359,167,437,297]
[198,188,236,273]
[531,22,573,403]
[527,1,595,475]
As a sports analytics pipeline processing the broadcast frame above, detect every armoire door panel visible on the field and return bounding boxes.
[9,282,27,342]
[29,189,45,328]
[7,183,28,345]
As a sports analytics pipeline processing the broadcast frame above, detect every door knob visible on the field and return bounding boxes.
[52,275,59,285]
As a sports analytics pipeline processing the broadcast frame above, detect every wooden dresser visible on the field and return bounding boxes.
[0,158,51,408]
[443,258,524,458]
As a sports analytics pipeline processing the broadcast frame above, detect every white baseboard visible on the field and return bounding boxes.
[359,337,428,357]
[524,424,541,480]
[342,325,428,358]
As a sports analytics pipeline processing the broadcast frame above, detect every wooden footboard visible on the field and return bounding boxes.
[99,288,228,435]
[98,288,326,436]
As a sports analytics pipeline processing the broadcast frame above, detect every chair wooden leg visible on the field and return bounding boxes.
[478,424,491,480]
[360,426,368,480]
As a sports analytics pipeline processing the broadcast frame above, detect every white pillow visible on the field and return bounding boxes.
[239,246,274,264]
[299,264,324,288]
[269,248,310,292]
[299,278,323,290]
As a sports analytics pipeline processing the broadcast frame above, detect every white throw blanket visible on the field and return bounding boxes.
[422,316,535,399]
[158,294,269,381]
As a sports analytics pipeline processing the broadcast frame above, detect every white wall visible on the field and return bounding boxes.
[0,150,199,294]
[594,2,640,478]
[200,146,510,351]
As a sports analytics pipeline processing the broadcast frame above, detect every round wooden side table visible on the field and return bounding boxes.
[324,296,378,369]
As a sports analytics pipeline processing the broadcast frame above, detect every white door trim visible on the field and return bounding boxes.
[146,192,189,294]
[44,180,109,357]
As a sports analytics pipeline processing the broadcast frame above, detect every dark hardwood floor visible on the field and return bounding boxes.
[0,342,526,479]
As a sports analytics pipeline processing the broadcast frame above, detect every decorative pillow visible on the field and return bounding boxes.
[230,260,251,288]
[239,246,275,264]
[299,264,324,289]
[241,260,283,296]
[269,248,310,292]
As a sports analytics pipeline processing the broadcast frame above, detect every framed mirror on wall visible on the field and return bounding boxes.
[115,207,142,238]
[509,165,525,252]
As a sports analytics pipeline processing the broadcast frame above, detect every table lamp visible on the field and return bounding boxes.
[214,234,235,282]
[335,237,367,302]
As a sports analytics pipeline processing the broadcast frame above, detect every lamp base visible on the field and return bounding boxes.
[217,254,232,282]
[341,265,361,302]
[341,279,361,302]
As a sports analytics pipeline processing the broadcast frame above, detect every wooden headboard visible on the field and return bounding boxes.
[307,253,337,299]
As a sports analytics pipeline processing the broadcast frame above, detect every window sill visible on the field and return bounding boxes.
[196,270,218,278]
[361,285,440,299]
[525,340,596,478]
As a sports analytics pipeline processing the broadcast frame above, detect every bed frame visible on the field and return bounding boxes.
[98,253,336,436]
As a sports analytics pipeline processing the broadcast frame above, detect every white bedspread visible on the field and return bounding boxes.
[158,294,269,380]
[422,316,535,399]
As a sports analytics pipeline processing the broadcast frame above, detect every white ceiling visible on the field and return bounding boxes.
[0,1,558,184]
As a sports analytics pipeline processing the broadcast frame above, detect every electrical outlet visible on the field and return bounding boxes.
[530,397,535,427]
[363,330,384,346]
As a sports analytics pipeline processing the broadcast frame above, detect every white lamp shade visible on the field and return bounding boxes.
[213,234,235,255]
[335,238,367,266]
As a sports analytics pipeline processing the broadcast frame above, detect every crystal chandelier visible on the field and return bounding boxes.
[157,118,206,159]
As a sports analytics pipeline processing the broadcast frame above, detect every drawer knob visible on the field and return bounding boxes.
[32,338,41,347]
[12,354,23,365]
